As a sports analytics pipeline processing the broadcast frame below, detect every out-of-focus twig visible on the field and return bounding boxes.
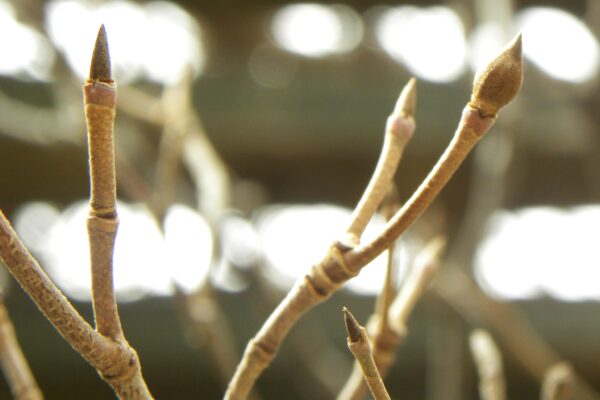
[434,269,600,400]
[0,292,43,400]
[541,362,575,400]
[469,329,506,400]
[130,66,240,395]
[119,77,232,225]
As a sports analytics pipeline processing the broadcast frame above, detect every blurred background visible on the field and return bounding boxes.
[1,0,600,398]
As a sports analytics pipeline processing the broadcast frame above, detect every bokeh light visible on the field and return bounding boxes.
[14,201,213,301]
[475,206,600,301]
[516,7,599,83]
[375,6,467,82]
[0,0,54,80]
[271,3,363,57]
[45,0,205,84]
[254,204,409,295]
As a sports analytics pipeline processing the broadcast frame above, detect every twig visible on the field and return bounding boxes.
[337,190,400,400]
[1,25,154,400]
[0,292,43,400]
[387,237,445,337]
[373,187,401,340]
[541,363,575,400]
[342,308,391,400]
[84,25,122,340]
[343,78,416,247]
[339,236,445,400]
[0,212,151,398]
[150,69,190,218]
[225,34,523,400]
[433,269,600,400]
[469,329,506,400]
[118,72,232,225]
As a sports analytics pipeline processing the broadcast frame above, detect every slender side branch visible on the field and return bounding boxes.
[343,78,416,247]
[388,237,445,336]
[469,329,506,400]
[343,308,390,400]
[541,363,575,400]
[434,268,599,400]
[225,34,523,400]
[0,293,43,400]
[84,25,122,340]
[338,236,444,400]
[373,187,401,338]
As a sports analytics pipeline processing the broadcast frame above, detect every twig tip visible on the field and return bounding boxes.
[394,77,417,118]
[89,24,112,82]
[343,307,362,343]
[470,32,523,118]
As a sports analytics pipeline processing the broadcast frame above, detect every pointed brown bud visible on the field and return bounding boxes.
[89,25,112,83]
[393,77,417,118]
[469,33,522,118]
[343,307,362,343]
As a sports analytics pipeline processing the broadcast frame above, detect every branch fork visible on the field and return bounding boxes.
[226,34,523,400]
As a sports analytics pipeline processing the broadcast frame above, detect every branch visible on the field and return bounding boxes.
[0,292,43,400]
[434,269,600,400]
[224,34,523,400]
[1,25,154,399]
[469,329,506,400]
[342,308,390,400]
[338,235,444,400]
[541,363,575,400]
[84,25,122,340]
[373,186,401,339]
[343,79,416,247]
[0,212,149,397]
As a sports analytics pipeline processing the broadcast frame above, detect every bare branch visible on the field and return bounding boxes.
[469,329,506,400]
[342,308,390,400]
[225,35,523,400]
[338,236,445,400]
[0,292,43,400]
[541,363,575,400]
[343,78,416,247]
[84,25,122,341]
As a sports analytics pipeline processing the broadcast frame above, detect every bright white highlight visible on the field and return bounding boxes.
[254,204,407,295]
[475,206,600,302]
[376,6,466,82]
[516,7,599,82]
[468,23,511,72]
[219,213,262,270]
[14,201,212,302]
[163,204,213,292]
[271,3,363,57]
[0,1,54,80]
[45,0,205,84]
